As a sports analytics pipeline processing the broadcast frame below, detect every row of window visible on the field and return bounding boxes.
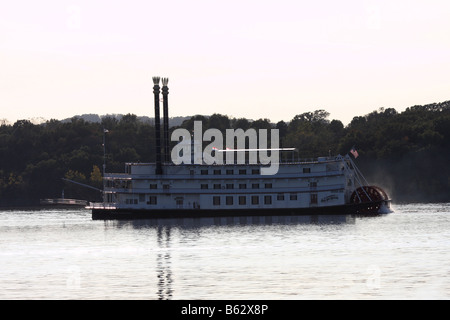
[150,182,316,189]
[126,196,158,205]
[213,194,302,206]
[126,193,319,206]
[149,184,170,189]
[125,166,314,175]
[199,168,312,175]
[199,168,261,175]
[201,183,273,190]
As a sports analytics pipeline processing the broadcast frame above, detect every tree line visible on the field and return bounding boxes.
[1,100,450,206]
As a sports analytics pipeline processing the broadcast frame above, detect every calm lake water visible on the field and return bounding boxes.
[0,203,449,300]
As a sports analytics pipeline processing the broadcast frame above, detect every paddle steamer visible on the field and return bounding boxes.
[89,78,391,220]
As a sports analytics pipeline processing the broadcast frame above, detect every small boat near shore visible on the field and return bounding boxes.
[40,198,88,208]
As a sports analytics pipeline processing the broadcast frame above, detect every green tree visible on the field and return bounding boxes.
[90,165,103,189]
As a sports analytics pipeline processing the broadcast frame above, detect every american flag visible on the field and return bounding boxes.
[350,147,359,158]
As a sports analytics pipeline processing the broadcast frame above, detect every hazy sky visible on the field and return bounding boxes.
[1,0,449,125]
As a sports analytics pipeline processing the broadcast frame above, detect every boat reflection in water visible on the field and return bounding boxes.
[156,225,173,300]
[106,214,360,230]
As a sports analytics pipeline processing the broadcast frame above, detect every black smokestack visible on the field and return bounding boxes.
[162,78,169,163]
[152,76,162,175]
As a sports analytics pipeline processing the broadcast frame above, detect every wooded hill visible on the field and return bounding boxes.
[1,100,450,206]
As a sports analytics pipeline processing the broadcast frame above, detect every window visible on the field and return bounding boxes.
[226,184,234,189]
[148,196,157,205]
[213,196,220,206]
[201,184,208,189]
[265,183,272,189]
[311,194,318,204]
[290,194,298,201]
[126,198,138,204]
[163,184,170,190]
[239,196,246,205]
[201,169,208,175]
[277,194,285,201]
[264,195,272,205]
[213,184,221,189]
[252,183,259,189]
[252,196,259,205]
[252,168,260,175]
[303,168,311,173]
[214,169,221,175]
[226,196,233,205]
[239,184,247,189]
[106,194,114,203]
[149,184,157,189]
[226,169,233,175]
[176,198,184,206]
[239,169,246,175]
[139,194,145,202]
[310,181,317,188]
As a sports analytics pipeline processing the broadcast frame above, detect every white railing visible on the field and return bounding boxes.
[88,202,118,210]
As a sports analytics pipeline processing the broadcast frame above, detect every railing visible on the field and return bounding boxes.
[122,155,348,167]
[102,184,346,195]
[102,171,347,188]
[88,202,118,210]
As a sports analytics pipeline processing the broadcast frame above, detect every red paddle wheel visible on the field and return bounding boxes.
[350,186,389,213]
